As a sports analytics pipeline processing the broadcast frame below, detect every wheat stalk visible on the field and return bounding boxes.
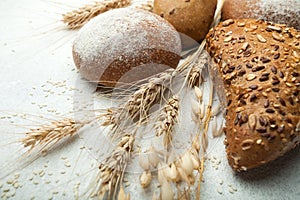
[92,134,134,199]
[21,119,84,151]
[191,81,215,199]
[62,0,132,29]
[156,96,179,148]
[15,1,225,199]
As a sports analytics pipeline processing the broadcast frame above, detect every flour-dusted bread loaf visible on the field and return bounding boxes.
[206,19,300,171]
[222,0,300,30]
[72,7,181,87]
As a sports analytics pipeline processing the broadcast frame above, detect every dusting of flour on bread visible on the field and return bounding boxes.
[249,0,300,26]
[74,7,180,71]
[72,7,182,86]
[222,0,300,30]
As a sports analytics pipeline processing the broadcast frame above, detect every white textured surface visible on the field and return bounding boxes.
[0,0,299,200]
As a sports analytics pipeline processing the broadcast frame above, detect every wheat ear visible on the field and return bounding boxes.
[156,96,179,148]
[187,55,209,88]
[21,119,84,151]
[191,82,215,199]
[187,64,203,88]
[99,108,121,128]
[126,82,163,120]
[62,0,132,29]
[93,134,134,199]
[157,147,202,199]
[118,72,172,123]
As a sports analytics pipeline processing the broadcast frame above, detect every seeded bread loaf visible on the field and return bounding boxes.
[206,19,300,171]
[222,0,300,30]
[72,8,181,87]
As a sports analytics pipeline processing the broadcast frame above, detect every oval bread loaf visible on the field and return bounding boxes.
[222,0,300,30]
[206,19,300,171]
[153,0,217,42]
[72,7,181,87]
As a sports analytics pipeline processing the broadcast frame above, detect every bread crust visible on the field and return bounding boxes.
[222,0,300,30]
[153,0,217,42]
[72,8,181,87]
[206,19,300,170]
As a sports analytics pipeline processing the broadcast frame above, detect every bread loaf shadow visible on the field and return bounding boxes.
[235,145,300,181]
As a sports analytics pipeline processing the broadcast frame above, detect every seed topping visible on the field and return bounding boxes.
[257,34,267,43]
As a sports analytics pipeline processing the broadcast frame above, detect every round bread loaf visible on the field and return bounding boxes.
[153,0,217,42]
[72,7,182,87]
[206,19,300,171]
[222,0,300,30]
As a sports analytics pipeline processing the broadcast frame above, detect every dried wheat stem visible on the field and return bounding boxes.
[178,189,190,200]
[190,81,215,199]
[94,134,134,199]
[176,41,206,75]
[196,153,205,200]
[194,81,214,199]
[202,81,214,138]
[21,119,84,151]
[62,0,132,29]
[210,0,224,28]
[156,96,179,148]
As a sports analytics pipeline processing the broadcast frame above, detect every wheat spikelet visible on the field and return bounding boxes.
[134,0,153,12]
[139,170,152,188]
[186,51,211,88]
[126,82,163,120]
[99,108,121,127]
[62,0,132,29]
[93,134,134,199]
[118,186,130,200]
[119,72,172,122]
[187,64,203,88]
[157,148,201,199]
[21,119,84,151]
[156,96,179,148]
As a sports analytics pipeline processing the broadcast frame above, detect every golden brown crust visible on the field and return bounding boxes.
[222,0,300,30]
[206,19,300,171]
[153,0,217,42]
[73,48,180,87]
